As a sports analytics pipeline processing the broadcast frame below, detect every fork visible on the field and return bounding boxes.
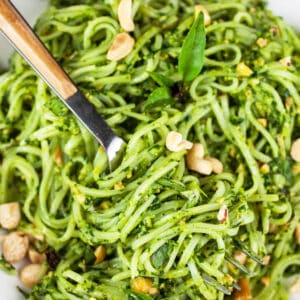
[0,0,126,170]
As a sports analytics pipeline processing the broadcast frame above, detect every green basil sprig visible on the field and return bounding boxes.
[178,12,206,82]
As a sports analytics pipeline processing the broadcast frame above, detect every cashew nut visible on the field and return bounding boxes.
[291,138,300,162]
[118,0,135,32]
[28,248,46,264]
[2,232,29,263]
[166,131,193,152]
[19,264,46,288]
[0,202,21,229]
[107,33,135,61]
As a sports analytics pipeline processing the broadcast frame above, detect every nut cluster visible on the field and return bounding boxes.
[0,201,47,288]
[166,131,224,176]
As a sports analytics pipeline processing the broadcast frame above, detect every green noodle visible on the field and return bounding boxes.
[0,0,300,299]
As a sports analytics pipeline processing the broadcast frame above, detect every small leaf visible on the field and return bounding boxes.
[149,72,174,87]
[144,87,173,111]
[151,243,169,268]
[178,12,206,82]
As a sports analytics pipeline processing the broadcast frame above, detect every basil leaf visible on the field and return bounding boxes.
[151,243,169,268]
[178,12,206,82]
[144,86,173,111]
[149,72,174,87]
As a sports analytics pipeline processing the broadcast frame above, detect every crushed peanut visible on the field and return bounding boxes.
[118,0,135,32]
[54,147,63,166]
[285,97,294,108]
[256,38,268,48]
[194,5,211,26]
[291,138,300,162]
[260,163,270,174]
[236,62,253,77]
[257,118,267,128]
[131,277,157,295]
[166,131,193,152]
[234,250,247,265]
[107,33,135,61]
[279,56,292,67]
[262,255,271,266]
[261,277,270,286]
[217,205,228,223]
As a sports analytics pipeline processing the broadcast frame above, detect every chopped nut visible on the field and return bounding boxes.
[166,131,193,152]
[28,248,46,264]
[237,62,253,77]
[257,118,267,128]
[234,250,247,265]
[285,97,294,108]
[290,277,300,293]
[291,138,300,162]
[54,147,63,166]
[132,277,156,294]
[256,38,268,48]
[19,264,46,288]
[100,201,111,210]
[295,223,300,244]
[2,232,29,263]
[0,202,21,229]
[280,56,292,67]
[260,164,270,174]
[262,255,271,266]
[206,157,223,174]
[217,205,228,223]
[107,33,135,61]
[118,0,135,32]
[94,245,106,264]
[261,277,270,286]
[114,182,125,190]
[234,278,252,300]
[194,5,211,26]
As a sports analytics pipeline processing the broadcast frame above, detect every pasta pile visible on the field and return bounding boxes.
[0,0,300,299]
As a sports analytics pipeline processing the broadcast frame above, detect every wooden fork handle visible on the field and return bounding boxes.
[0,0,77,99]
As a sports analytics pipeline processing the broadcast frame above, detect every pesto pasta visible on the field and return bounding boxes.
[0,0,300,299]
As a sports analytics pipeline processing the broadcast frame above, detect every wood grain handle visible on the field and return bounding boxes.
[0,0,77,99]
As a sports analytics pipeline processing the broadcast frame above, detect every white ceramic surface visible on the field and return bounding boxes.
[0,0,299,299]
